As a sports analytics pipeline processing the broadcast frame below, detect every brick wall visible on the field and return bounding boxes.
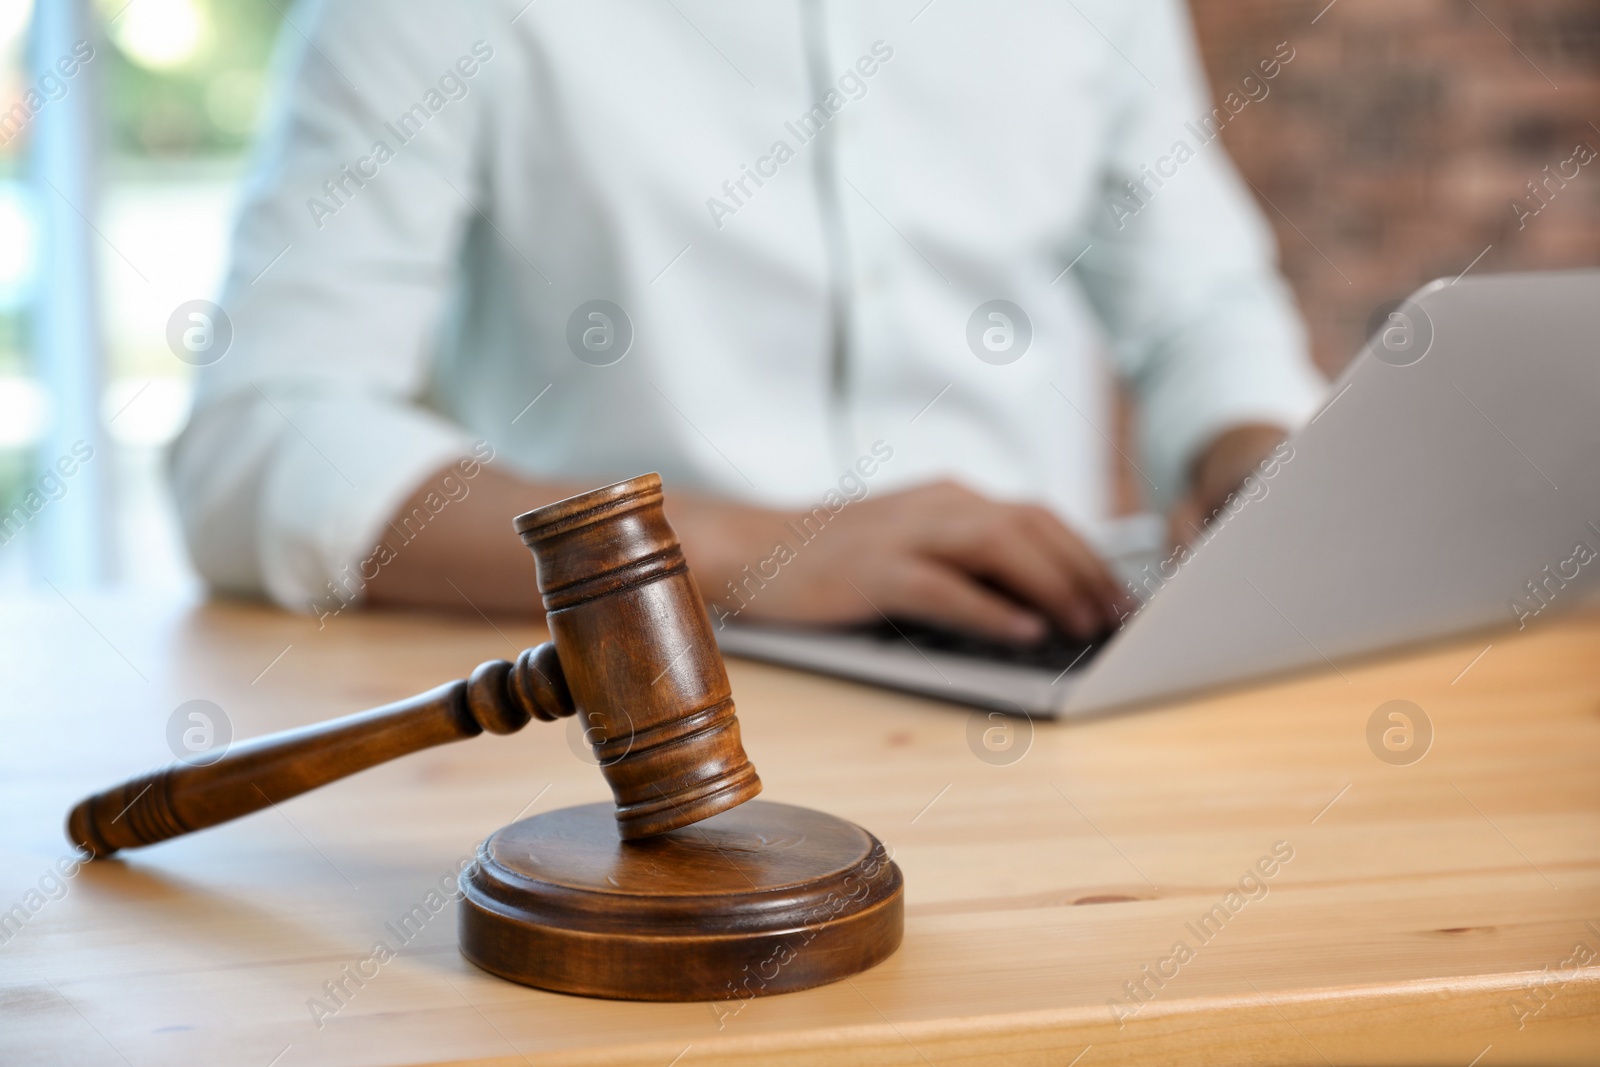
[1188,0,1600,377]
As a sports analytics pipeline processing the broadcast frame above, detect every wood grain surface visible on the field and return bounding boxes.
[2,593,1596,1065]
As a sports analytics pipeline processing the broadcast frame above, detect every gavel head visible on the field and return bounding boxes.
[515,473,761,840]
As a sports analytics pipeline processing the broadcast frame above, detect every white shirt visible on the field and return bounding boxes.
[172,0,1324,611]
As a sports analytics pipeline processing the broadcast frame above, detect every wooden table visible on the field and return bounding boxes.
[3,594,1597,1065]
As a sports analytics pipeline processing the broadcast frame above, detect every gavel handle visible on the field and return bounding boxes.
[67,643,573,859]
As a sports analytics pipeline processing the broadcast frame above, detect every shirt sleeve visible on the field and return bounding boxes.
[1072,0,1326,510]
[170,0,491,610]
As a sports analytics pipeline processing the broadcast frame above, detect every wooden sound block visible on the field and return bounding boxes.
[459,800,904,1001]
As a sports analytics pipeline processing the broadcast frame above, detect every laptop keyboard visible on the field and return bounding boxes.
[851,618,1109,674]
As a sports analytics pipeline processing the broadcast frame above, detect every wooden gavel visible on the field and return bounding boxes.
[68,473,762,858]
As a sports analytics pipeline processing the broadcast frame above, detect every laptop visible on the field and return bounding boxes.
[714,269,1600,718]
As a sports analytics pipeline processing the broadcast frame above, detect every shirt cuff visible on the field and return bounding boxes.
[1139,340,1326,508]
[258,392,474,612]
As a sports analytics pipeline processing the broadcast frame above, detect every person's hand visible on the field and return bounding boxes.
[1167,423,1288,547]
[364,466,1129,641]
[669,481,1132,643]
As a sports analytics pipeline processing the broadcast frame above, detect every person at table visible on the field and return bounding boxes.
[170,0,1322,643]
